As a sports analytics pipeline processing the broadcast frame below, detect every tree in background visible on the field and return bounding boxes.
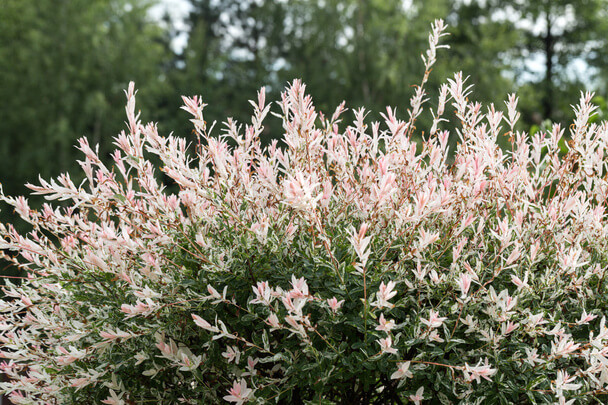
[0,0,171,201]
[160,0,288,144]
[488,0,608,124]
[442,1,519,108]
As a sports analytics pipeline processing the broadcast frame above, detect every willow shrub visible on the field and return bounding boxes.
[2,20,608,404]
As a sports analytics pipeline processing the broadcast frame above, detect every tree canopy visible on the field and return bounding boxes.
[0,0,171,198]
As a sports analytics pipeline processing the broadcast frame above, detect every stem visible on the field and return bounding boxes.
[363,265,368,344]
[450,301,465,339]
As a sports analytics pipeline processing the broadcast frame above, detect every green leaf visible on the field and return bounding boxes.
[262,329,270,351]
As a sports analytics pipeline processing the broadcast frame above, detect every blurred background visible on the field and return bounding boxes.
[1,0,608,214]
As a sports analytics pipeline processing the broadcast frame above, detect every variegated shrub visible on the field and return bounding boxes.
[2,20,608,404]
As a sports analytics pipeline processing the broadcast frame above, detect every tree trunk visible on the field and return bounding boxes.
[543,7,554,120]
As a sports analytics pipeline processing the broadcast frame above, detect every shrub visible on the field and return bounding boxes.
[2,19,608,404]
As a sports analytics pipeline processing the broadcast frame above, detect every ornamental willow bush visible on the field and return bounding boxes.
[2,20,608,404]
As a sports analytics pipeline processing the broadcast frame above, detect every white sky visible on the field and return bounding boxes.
[149,0,193,52]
